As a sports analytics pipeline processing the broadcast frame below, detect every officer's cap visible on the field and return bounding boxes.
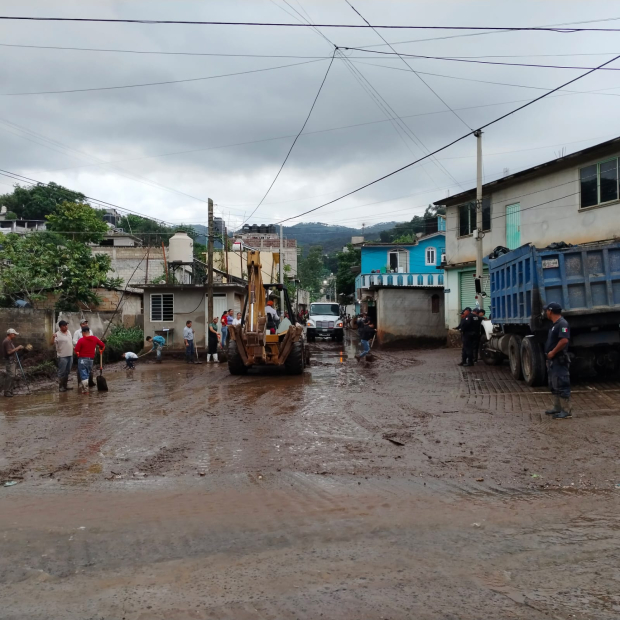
[544,302,562,314]
[461,307,472,313]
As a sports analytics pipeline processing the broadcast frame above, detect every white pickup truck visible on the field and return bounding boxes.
[306,303,344,343]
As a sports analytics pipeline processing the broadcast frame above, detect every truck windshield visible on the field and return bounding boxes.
[310,304,339,316]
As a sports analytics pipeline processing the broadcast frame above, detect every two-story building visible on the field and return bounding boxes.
[435,136,620,329]
[355,218,446,344]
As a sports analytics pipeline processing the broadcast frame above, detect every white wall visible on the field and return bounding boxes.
[443,151,620,267]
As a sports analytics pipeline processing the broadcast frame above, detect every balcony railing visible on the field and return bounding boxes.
[356,272,444,289]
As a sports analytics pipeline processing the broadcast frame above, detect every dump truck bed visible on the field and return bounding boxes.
[486,240,620,330]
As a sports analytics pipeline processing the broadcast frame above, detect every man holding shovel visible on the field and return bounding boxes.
[355,320,376,366]
[74,326,105,394]
[3,328,24,397]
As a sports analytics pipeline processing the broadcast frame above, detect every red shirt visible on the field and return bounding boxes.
[75,335,105,359]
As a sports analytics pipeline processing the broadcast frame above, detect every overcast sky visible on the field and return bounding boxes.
[1,0,620,233]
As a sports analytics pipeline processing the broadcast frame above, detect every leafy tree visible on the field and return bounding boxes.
[298,245,327,301]
[117,214,173,247]
[0,232,122,309]
[46,201,109,244]
[335,244,362,297]
[378,204,446,243]
[4,211,16,220]
[0,183,86,220]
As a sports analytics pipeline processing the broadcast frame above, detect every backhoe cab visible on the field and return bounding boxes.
[227,251,308,375]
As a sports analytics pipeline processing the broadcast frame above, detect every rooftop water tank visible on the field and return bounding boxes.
[168,231,194,264]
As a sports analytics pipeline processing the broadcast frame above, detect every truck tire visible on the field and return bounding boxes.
[508,334,523,380]
[285,341,304,375]
[480,335,503,366]
[227,340,248,375]
[520,336,547,387]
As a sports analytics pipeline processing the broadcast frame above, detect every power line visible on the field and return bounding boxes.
[3,16,620,31]
[343,0,472,132]
[0,58,327,96]
[344,47,620,72]
[241,49,337,226]
[275,52,620,224]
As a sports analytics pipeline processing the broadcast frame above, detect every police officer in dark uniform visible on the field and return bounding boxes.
[471,308,485,362]
[457,307,480,367]
[544,302,572,419]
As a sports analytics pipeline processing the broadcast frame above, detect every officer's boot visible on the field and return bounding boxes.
[553,398,572,419]
[545,395,561,415]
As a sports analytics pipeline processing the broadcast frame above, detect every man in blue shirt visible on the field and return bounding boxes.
[183,320,195,364]
[146,335,166,363]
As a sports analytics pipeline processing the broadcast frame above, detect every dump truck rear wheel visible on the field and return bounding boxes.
[285,341,304,375]
[521,336,546,386]
[227,340,248,375]
[508,334,523,380]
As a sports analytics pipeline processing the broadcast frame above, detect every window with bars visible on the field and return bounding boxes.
[458,198,491,237]
[150,293,174,322]
[580,158,619,209]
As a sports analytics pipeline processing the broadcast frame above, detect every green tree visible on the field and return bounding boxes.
[298,246,327,301]
[46,201,109,243]
[0,232,122,309]
[335,244,362,297]
[0,183,86,220]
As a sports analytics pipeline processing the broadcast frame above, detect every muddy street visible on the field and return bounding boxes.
[2,332,620,619]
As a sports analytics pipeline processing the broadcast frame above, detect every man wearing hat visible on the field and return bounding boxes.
[51,320,74,392]
[3,328,24,397]
[544,302,572,419]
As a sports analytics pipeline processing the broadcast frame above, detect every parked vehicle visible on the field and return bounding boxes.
[481,240,620,386]
[306,303,344,343]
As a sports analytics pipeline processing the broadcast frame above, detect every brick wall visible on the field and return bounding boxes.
[0,309,55,354]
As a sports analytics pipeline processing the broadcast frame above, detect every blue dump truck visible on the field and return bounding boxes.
[481,240,620,386]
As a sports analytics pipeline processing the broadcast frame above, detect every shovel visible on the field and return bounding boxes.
[96,350,108,391]
[365,336,377,362]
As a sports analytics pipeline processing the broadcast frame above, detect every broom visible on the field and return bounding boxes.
[96,350,108,391]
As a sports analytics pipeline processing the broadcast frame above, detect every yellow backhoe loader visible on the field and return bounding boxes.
[227,251,308,375]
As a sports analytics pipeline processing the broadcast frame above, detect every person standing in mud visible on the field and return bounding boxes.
[457,307,478,367]
[356,320,376,365]
[183,320,195,364]
[51,320,74,392]
[207,317,220,363]
[3,328,24,398]
[544,302,572,420]
[74,326,105,394]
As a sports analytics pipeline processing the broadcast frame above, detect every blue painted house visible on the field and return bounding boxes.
[355,223,447,344]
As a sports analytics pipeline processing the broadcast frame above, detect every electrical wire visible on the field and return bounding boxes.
[3,16,620,31]
[240,48,337,226]
[0,58,327,96]
[343,47,620,72]
[343,0,472,131]
[275,52,620,224]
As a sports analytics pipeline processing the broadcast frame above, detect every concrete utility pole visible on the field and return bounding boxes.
[474,130,484,311]
[207,198,214,323]
[279,224,285,314]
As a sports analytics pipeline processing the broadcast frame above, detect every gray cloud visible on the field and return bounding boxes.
[1,0,620,231]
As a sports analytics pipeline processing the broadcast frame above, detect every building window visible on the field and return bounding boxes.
[425,247,436,266]
[150,293,174,321]
[458,198,491,237]
[580,158,619,209]
[388,249,409,272]
[431,294,440,314]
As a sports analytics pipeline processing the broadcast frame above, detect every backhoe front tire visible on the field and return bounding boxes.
[285,341,304,375]
[227,340,248,375]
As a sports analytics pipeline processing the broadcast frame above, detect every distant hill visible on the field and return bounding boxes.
[283,221,404,254]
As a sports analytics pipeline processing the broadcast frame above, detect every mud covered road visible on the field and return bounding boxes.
[2,332,620,619]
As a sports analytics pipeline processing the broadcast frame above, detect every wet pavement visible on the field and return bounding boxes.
[2,332,620,619]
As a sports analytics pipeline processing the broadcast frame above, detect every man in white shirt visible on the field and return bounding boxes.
[52,320,74,392]
[73,319,96,345]
[232,312,242,327]
[183,320,196,364]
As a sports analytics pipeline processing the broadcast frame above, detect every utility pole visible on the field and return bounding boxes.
[474,130,484,311]
[279,224,285,315]
[207,198,214,323]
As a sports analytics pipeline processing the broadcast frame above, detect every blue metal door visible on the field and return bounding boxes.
[506,203,521,250]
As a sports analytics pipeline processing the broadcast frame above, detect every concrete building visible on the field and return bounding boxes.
[0,218,47,234]
[355,223,446,344]
[140,283,246,351]
[435,136,620,328]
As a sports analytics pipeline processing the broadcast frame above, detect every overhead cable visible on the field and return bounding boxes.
[275,52,620,224]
